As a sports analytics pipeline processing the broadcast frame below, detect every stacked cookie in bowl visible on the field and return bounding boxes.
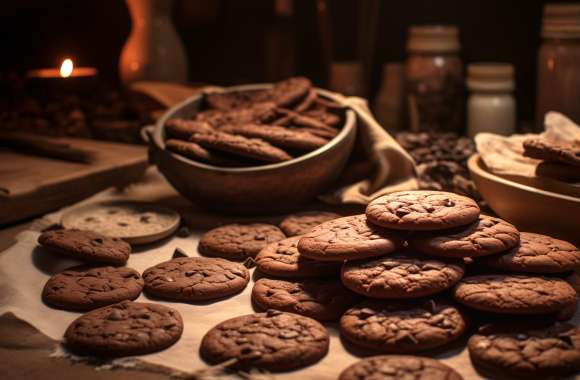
[249,190,580,379]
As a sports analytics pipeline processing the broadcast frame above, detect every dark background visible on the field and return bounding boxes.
[0,0,575,123]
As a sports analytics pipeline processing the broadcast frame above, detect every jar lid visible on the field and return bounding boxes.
[467,63,515,92]
[407,25,460,53]
[542,3,580,38]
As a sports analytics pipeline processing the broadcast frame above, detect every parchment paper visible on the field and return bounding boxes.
[1,168,577,380]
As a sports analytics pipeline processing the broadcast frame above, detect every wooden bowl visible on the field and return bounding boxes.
[143,85,357,214]
[468,154,580,244]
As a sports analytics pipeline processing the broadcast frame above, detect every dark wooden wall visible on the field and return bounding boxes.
[1,0,575,122]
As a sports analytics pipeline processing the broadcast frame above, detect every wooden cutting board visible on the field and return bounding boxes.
[0,137,148,225]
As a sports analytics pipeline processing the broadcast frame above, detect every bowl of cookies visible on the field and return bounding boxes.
[143,77,356,214]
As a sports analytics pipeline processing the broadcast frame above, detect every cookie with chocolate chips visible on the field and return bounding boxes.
[453,274,578,314]
[143,257,249,301]
[42,266,143,311]
[297,214,404,262]
[279,211,341,237]
[195,102,277,128]
[64,301,183,357]
[220,124,328,151]
[340,299,467,353]
[164,118,214,139]
[339,355,464,380]
[252,278,358,321]
[341,254,464,299]
[411,215,520,258]
[468,323,580,378]
[206,89,270,110]
[479,232,580,273]
[366,190,480,231]
[199,224,286,260]
[523,138,580,167]
[38,229,131,265]
[255,236,341,278]
[166,139,239,166]
[200,310,329,371]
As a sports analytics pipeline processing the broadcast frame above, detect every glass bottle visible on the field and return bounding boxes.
[536,3,580,129]
[405,25,464,132]
[467,63,516,138]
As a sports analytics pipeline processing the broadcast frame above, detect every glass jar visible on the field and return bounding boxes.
[405,25,464,132]
[536,3,580,129]
[467,63,516,138]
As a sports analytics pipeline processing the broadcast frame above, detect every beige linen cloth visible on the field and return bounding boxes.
[132,82,418,205]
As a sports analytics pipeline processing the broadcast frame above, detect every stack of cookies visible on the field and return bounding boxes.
[523,137,580,182]
[164,77,345,166]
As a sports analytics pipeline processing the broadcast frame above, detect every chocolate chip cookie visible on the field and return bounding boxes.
[297,215,404,262]
[453,274,578,314]
[252,278,358,321]
[302,109,342,126]
[411,215,520,258]
[279,211,341,237]
[190,131,292,163]
[523,138,580,167]
[166,139,238,166]
[165,118,214,139]
[206,89,270,110]
[64,301,183,357]
[220,124,328,151]
[269,77,312,107]
[200,310,329,371]
[199,224,286,260]
[42,266,143,311]
[341,254,464,299]
[366,191,480,231]
[479,232,580,273]
[255,236,341,278]
[195,102,277,127]
[468,323,580,378]
[143,257,249,301]
[339,355,463,380]
[340,299,467,353]
[38,229,131,265]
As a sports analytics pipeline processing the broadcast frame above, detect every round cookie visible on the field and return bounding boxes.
[252,278,359,321]
[205,89,270,110]
[196,102,277,127]
[479,232,580,273]
[269,77,312,107]
[220,124,329,151]
[200,310,329,371]
[297,214,404,262]
[339,355,463,380]
[64,301,183,357]
[341,254,464,299]
[199,224,286,260]
[523,138,580,167]
[165,118,214,139]
[165,139,238,166]
[279,211,341,237]
[366,190,480,231]
[411,215,520,258]
[143,257,250,301]
[255,236,341,278]
[340,299,467,353]
[42,266,143,311]
[190,131,292,163]
[468,323,580,378]
[453,274,578,314]
[38,229,131,265]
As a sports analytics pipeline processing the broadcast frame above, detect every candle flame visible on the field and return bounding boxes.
[60,59,73,78]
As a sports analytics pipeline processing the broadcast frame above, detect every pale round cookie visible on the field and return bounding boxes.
[62,201,181,245]
[297,214,404,262]
[200,310,329,371]
[255,236,341,278]
[64,301,183,357]
[453,274,578,314]
[43,266,143,311]
[142,257,249,301]
[411,215,520,258]
[366,190,480,231]
[252,277,359,321]
[468,323,580,378]
[199,223,286,260]
[479,232,580,273]
[339,355,463,380]
[279,211,341,237]
[341,254,464,299]
[340,299,467,353]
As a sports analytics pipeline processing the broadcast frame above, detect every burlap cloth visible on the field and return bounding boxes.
[133,82,418,205]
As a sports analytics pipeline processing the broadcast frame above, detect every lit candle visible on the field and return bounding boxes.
[26,58,98,96]
[27,58,98,79]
